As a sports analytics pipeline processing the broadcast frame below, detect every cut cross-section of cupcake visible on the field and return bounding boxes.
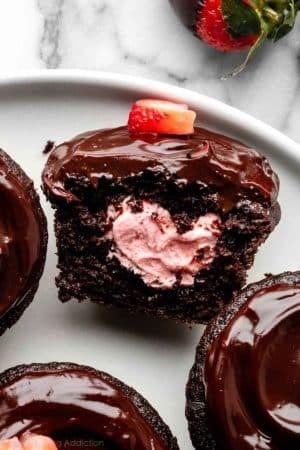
[186,271,300,450]
[0,363,178,450]
[42,100,280,323]
[0,149,48,336]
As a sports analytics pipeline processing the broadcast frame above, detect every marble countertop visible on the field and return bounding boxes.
[1,0,300,142]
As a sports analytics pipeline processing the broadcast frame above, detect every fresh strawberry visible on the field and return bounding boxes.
[196,0,258,51]
[128,99,196,135]
[170,0,299,72]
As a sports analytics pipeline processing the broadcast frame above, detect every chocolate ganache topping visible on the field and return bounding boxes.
[0,366,168,450]
[42,126,279,212]
[204,284,300,449]
[0,157,44,319]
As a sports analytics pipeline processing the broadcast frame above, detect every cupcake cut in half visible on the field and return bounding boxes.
[186,271,300,450]
[0,149,48,336]
[0,362,178,450]
[42,100,280,323]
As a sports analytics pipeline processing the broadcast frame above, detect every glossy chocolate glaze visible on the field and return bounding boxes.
[42,126,279,212]
[204,284,300,449]
[169,0,199,29]
[0,159,44,318]
[0,368,167,450]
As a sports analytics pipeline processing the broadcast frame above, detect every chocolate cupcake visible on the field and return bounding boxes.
[0,149,47,336]
[186,271,300,449]
[0,362,178,450]
[42,100,280,323]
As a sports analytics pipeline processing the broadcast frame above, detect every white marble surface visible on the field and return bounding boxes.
[0,1,299,448]
[0,0,299,143]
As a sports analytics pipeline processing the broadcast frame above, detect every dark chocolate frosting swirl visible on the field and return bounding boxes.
[0,366,168,450]
[204,284,300,449]
[42,126,279,212]
[0,157,44,319]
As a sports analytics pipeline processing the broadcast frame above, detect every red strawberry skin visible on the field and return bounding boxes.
[128,104,166,134]
[197,0,258,51]
[128,100,196,135]
[170,0,259,51]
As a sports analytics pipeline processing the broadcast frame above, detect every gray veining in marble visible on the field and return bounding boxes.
[38,0,64,68]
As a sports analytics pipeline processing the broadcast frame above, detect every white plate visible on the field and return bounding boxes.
[0,70,299,449]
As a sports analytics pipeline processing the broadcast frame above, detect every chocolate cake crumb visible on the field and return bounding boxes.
[47,171,280,324]
[43,140,55,154]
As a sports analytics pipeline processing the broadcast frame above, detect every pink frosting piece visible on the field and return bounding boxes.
[109,198,221,289]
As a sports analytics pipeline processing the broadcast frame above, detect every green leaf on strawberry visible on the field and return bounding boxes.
[222,0,261,37]
[272,0,296,41]
[223,0,298,42]
[221,0,299,76]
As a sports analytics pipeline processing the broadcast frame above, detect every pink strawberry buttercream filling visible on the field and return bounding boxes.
[108,198,221,289]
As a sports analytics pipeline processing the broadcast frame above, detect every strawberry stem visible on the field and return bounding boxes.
[262,6,282,22]
[221,30,267,79]
[264,0,287,4]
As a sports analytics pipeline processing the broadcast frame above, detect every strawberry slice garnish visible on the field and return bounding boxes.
[128,99,196,135]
